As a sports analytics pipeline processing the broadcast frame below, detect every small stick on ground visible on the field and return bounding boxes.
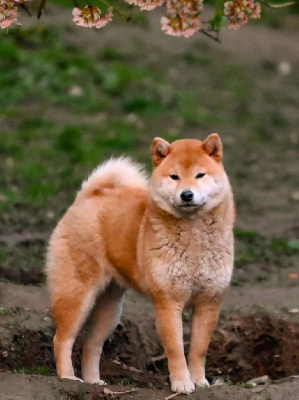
[103,387,137,396]
[164,393,182,400]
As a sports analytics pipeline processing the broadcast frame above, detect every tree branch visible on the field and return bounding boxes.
[260,0,299,8]
[38,0,47,19]
[199,29,221,43]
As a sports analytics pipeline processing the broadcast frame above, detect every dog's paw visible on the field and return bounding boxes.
[192,377,210,387]
[83,377,107,385]
[171,377,195,393]
[94,380,107,385]
[61,376,84,383]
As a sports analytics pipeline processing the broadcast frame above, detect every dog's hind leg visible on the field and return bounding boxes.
[48,245,106,381]
[52,280,101,381]
[82,280,126,384]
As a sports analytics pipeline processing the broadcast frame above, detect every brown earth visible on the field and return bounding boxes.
[1,283,299,399]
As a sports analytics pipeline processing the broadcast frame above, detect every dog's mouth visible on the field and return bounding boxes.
[178,202,205,211]
[179,204,199,208]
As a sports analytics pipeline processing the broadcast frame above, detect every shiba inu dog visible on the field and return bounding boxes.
[46,134,235,393]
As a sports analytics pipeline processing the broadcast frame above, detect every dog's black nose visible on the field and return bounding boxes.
[181,190,194,203]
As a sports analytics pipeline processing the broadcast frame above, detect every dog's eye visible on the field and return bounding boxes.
[196,173,206,179]
[170,174,179,181]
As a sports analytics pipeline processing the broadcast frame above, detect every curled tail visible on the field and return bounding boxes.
[79,157,148,198]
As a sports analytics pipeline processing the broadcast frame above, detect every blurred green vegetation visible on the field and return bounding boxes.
[0,14,298,287]
[0,25,254,211]
[233,229,299,287]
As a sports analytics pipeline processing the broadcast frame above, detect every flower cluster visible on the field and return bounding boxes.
[124,0,164,11]
[224,0,261,29]
[161,0,203,38]
[72,5,113,29]
[0,0,264,36]
[0,0,19,29]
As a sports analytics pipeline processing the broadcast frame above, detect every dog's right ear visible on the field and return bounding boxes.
[151,137,170,167]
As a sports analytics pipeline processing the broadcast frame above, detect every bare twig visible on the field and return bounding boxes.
[111,359,143,374]
[260,0,299,8]
[103,388,137,396]
[151,353,168,363]
[38,0,47,19]
[199,29,221,43]
[164,393,182,400]
[20,2,31,17]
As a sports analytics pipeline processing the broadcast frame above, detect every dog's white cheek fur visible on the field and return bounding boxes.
[203,175,231,212]
[150,178,180,217]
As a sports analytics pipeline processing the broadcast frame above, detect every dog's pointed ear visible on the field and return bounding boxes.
[202,133,223,162]
[151,137,170,167]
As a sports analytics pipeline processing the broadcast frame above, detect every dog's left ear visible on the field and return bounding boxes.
[202,133,223,162]
[151,137,170,167]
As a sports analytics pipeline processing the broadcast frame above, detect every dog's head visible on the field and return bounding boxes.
[150,134,230,217]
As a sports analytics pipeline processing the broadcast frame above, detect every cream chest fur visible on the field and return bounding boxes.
[146,214,234,302]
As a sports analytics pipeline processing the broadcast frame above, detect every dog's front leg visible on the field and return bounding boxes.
[154,301,195,393]
[188,300,221,387]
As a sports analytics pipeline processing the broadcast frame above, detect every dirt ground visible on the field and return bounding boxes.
[1,2,299,399]
[1,282,299,399]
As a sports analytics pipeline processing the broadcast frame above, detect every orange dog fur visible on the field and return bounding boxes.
[46,134,235,393]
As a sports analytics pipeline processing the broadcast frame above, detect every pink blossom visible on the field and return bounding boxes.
[0,0,18,29]
[94,7,113,28]
[124,0,164,11]
[228,19,239,29]
[224,0,261,30]
[72,5,113,29]
[250,2,261,19]
[161,15,200,37]
[161,0,202,38]
[72,6,97,28]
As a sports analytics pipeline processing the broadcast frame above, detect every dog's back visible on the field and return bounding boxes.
[46,158,149,297]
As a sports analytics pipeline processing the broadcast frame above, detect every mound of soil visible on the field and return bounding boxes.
[208,314,299,382]
[1,312,299,388]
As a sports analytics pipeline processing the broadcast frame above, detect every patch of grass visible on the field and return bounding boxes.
[98,62,152,95]
[36,366,51,376]
[54,126,84,162]
[237,382,255,389]
[0,307,8,316]
[173,91,218,128]
[13,366,52,376]
[130,11,149,27]
[234,228,259,243]
[93,119,144,154]
[235,245,260,268]
[14,368,27,374]
[233,229,299,287]
[99,46,125,61]
[183,52,212,66]
[270,238,299,254]
[235,229,299,268]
